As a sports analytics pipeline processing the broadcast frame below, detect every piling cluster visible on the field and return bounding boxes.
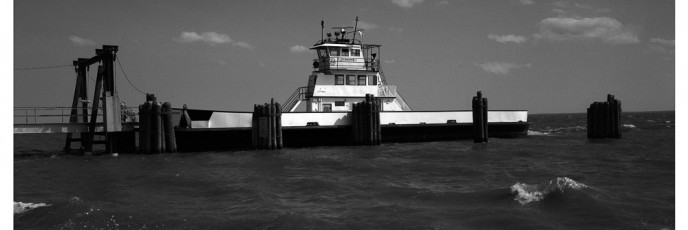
[138,94,177,153]
[351,94,381,145]
[472,91,489,143]
[252,99,283,149]
[587,94,621,139]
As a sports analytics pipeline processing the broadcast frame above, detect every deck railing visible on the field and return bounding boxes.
[282,87,308,112]
[14,106,139,124]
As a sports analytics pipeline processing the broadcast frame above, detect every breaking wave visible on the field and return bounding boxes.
[622,124,636,128]
[530,126,587,135]
[527,130,549,136]
[14,201,51,214]
[510,177,589,205]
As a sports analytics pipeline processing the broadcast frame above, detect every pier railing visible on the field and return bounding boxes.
[14,106,140,124]
[282,87,308,112]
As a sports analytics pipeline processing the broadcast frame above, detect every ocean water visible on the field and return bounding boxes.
[14,111,675,229]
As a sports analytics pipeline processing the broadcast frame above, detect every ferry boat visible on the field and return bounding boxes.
[283,18,411,112]
[172,18,528,150]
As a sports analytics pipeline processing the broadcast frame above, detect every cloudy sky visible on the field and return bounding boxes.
[13,0,675,113]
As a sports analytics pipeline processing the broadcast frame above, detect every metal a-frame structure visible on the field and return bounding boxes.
[64,45,122,154]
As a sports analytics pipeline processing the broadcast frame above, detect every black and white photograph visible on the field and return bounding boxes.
[9,0,679,229]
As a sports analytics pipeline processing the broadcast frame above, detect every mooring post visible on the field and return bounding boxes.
[151,99,162,153]
[482,97,488,142]
[277,103,283,149]
[162,102,177,153]
[270,99,277,150]
[587,94,621,139]
[472,91,487,143]
[141,101,152,154]
[251,104,258,148]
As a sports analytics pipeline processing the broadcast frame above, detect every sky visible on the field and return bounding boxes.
[12,0,675,114]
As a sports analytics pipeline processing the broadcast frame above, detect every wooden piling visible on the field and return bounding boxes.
[270,99,277,150]
[350,94,381,146]
[162,102,177,153]
[587,95,622,139]
[141,101,152,154]
[252,105,258,148]
[482,97,488,143]
[275,102,283,149]
[472,91,488,143]
[151,101,162,153]
[251,99,283,150]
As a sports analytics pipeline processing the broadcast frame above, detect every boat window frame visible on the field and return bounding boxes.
[346,75,356,85]
[368,75,377,85]
[351,49,361,57]
[317,48,329,58]
[322,103,333,112]
[335,75,344,85]
[329,47,340,57]
[341,48,349,57]
[357,75,367,85]
[335,101,345,106]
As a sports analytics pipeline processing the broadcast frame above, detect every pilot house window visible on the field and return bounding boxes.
[335,75,344,85]
[369,75,377,85]
[352,49,361,57]
[346,75,356,85]
[358,75,367,85]
[341,49,349,56]
[317,48,328,58]
[329,47,339,56]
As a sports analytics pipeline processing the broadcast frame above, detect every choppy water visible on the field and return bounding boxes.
[14,111,674,229]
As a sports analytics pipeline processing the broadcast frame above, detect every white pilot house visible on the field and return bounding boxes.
[283,19,412,112]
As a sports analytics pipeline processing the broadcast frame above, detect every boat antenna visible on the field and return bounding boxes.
[321,20,324,43]
[352,16,358,43]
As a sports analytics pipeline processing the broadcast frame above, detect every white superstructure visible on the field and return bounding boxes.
[283,20,412,112]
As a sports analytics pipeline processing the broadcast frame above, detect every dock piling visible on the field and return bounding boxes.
[162,102,177,153]
[350,94,381,146]
[251,99,283,150]
[137,94,177,153]
[472,91,488,143]
[587,94,622,138]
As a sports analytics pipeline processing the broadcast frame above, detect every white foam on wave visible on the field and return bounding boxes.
[510,182,545,205]
[14,201,51,214]
[527,130,549,136]
[622,124,636,128]
[551,177,588,190]
[510,177,588,205]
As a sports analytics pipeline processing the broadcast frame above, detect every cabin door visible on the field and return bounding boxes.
[322,104,332,112]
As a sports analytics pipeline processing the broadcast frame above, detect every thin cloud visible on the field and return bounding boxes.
[389,27,404,34]
[232,41,255,49]
[488,34,528,44]
[69,36,95,46]
[647,38,675,54]
[356,20,379,30]
[475,62,531,75]
[518,0,535,5]
[175,31,232,45]
[174,31,254,49]
[290,45,309,53]
[391,0,424,8]
[533,17,639,44]
[650,38,674,47]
